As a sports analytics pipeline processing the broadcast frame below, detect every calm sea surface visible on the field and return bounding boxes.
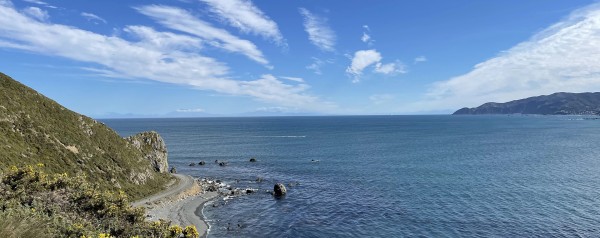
[103,115,600,237]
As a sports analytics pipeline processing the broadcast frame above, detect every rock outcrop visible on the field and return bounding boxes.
[126,131,169,173]
[274,183,287,196]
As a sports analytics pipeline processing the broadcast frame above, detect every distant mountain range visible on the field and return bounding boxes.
[453,92,600,115]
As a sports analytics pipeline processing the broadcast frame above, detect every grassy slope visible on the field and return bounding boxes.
[0,72,170,199]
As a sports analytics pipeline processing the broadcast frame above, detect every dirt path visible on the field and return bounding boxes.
[131,174,194,207]
[132,174,219,237]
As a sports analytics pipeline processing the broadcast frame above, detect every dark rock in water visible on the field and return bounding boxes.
[188,163,196,166]
[311,159,320,163]
[169,167,177,174]
[216,180,221,183]
[218,161,228,166]
[273,183,287,196]
[246,189,254,194]
[215,159,219,163]
[249,157,257,162]
[198,161,206,165]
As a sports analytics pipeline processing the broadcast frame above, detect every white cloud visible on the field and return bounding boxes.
[0,0,13,7]
[22,0,46,5]
[346,50,381,76]
[361,32,371,43]
[0,3,333,112]
[414,56,427,63]
[135,5,269,66]
[306,57,333,75]
[299,8,336,52]
[124,25,203,51]
[198,0,285,45]
[415,3,600,112]
[22,6,48,21]
[280,76,305,83]
[346,49,405,82]
[81,12,106,24]
[369,94,395,105]
[176,108,205,113]
[375,61,405,74]
[21,0,55,8]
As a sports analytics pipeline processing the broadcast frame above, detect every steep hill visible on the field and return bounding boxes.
[0,72,171,199]
[453,92,600,115]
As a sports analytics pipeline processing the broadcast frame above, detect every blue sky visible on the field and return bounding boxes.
[1,0,599,117]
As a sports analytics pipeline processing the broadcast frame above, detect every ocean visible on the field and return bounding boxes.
[102,115,600,237]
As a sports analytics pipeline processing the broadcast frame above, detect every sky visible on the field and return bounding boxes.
[1,0,600,117]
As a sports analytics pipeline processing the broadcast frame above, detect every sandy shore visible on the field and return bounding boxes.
[133,174,219,238]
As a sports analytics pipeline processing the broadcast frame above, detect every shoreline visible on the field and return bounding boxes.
[133,174,219,237]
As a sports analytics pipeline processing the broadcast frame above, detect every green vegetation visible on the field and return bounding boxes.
[0,72,194,236]
[0,72,170,199]
[0,165,199,238]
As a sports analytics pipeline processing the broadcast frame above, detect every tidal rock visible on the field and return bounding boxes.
[126,131,169,173]
[198,161,206,165]
[274,183,287,196]
[169,167,177,174]
[188,163,196,166]
[249,157,257,162]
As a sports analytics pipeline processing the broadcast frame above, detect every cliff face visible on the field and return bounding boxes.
[0,72,170,199]
[126,131,169,173]
[453,92,600,115]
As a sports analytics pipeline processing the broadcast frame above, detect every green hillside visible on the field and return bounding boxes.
[0,72,170,199]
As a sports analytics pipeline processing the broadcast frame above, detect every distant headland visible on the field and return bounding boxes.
[453,92,600,115]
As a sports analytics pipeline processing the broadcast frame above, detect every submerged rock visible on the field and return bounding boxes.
[249,157,257,162]
[188,163,196,166]
[218,161,228,166]
[273,183,287,196]
[199,161,206,165]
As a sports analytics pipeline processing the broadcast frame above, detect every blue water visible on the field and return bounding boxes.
[103,115,600,237]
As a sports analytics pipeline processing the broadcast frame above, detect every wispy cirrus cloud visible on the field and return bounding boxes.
[346,49,405,83]
[299,8,336,52]
[0,1,333,112]
[81,12,106,24]
[198,0,285,46]
[22,0,55,8]
[135,5,270,66]
[22,6,48,22]
[413,3,600,112]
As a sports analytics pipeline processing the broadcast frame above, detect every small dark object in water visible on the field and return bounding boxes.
[215,159,219,163]
[169,167,177,174]
[273,183,287,196]
[249,157,257,162]
[246,189,254,194]
[188,163,196,166]
[255,177,263,183]
[198,161,206,165]
[219,161,228,166]
[311,159,320,163]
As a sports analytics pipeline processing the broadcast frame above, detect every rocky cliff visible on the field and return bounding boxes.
[453,92,600,115]
[0,72,170,199]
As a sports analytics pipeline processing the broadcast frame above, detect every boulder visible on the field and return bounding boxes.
[126,131,169,173]
[249,157,257,162]
[198,161,206,165]
[273,183,287,196]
